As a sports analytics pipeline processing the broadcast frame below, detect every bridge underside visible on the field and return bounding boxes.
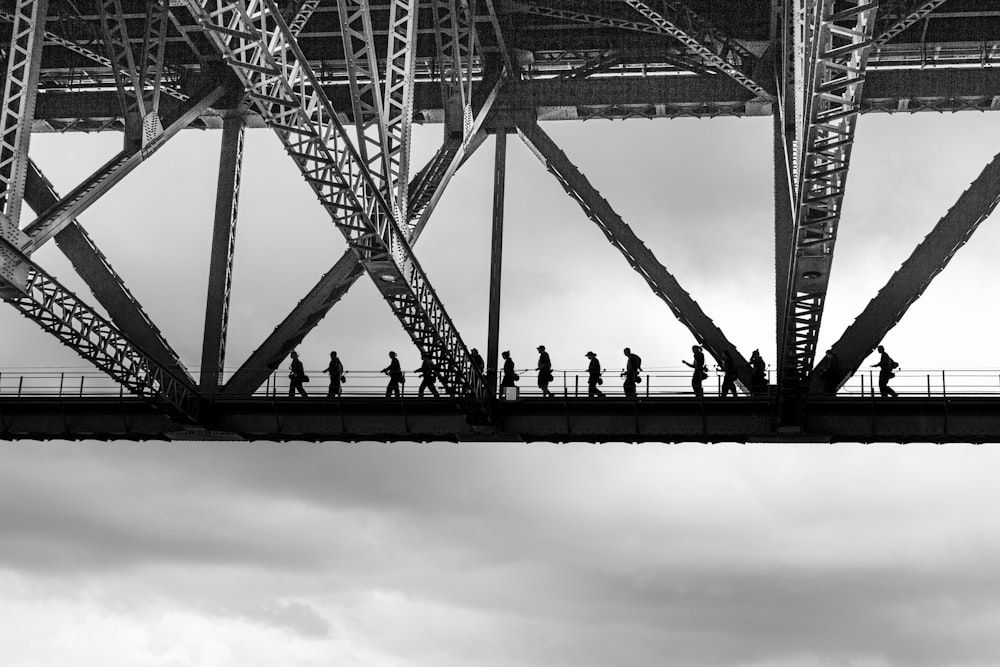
[2,397,998,444]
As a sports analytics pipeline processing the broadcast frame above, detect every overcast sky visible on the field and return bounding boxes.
[2,103,1000,665]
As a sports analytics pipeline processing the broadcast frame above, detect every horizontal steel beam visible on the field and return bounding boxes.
[4,396,1000,443]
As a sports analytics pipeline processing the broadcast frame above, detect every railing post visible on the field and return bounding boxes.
[942,370,946,398]
[645,374,650,397]
[869,370,875,397]
[574,374,579,397]
[59,372,65,396]
[563,370,567,398]
[18,376,24,398]
[860,373,864,397]
[927,374,931,398]
[79,375,85,397]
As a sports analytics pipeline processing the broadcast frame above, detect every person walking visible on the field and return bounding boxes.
[500,350,518,396]
[323,350,344,397]
[872,344,899,397]
[749,348,767,394]
[415,353,440,397]
[382,350,405,398]
[288,350,308,397]
[719,350,738,398]
[586,351,605,398]
[622,347,642,398]
[682,345,707,398]
[536,345,554,397]
[470,348,485,374]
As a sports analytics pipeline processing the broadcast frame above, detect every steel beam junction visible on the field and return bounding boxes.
[776,0,877,405]
[874,0,950,46]
[516,118,754,391]
[220,73,502,397]
[187,0,491,419]
[620,0,770,99]
[22,160,194,386]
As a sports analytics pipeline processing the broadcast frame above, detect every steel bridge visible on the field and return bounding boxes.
[1,0,999,443]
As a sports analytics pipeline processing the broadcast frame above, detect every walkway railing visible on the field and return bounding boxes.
[5,367,1000,399]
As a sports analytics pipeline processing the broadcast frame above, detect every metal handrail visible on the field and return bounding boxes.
[6,366,1000,399]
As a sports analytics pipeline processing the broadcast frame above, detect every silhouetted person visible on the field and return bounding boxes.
[288,350,308,397]
[324,351,344,397]
[720,350,738,398]
[536,345,554,397]
[872,344,898,397]
[470,348,485,374]
[415,354,439,397]
[382,350,404,398]
[821,348,840,394]
[750,348,767,394]
[500,350,517,396]
[622,347,642,398]
[683,345,707,398]
[586,351,605,398]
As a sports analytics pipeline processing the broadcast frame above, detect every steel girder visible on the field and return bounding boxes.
[220,75,501,397]
[776,0,877,405]
[96,0,148,144]
[188,0,490,417]
[22,160,194,386]
[22,83,228,250]
[515,118,754,391]
[284,0,321,35]
[620,0,770,99]
[0,0,47,294]
[431,0,476,137]
[813,152,1000,392]
[382,0,420,222]
[336,0,394,203]
[0,8,191,103]
[200,116,245,392]
[4,256,203,424]
[875,0,950,46]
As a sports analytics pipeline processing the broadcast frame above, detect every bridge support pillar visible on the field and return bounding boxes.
[486,131,507,396]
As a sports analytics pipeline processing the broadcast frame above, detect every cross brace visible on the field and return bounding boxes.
[188,0,490,418]
[516,118,754,391]
[814,150,1000,392]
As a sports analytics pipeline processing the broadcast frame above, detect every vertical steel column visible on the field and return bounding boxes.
[200,115,245,392]
[486,132,507,394]
[0,0,47,294]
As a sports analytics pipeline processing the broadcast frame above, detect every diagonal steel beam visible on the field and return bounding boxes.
[219,68,502,397]
[188,0,490,418]
[0,0,47,294]
[97,0,146,145]
[200,115,244,392]
[812,151,1000,392]
[22,82,228,250]
[283,0,320,35]
[776,0,877,407]
[874,0,949,46]
[515,117,754,391]
[1,239,204,423]
[620,0,770,99]
[22,160,195,387]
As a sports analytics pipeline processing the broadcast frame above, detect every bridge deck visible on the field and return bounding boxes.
[2,396,998,444]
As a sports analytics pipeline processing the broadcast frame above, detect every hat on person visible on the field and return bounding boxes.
[585,351,596,358]
[537,345,545,351]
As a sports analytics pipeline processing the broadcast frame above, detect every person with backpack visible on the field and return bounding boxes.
[415,353,440,398]
[682,344,708,398]
[382,350,405,398]
[622,347,642,398]
[536,345,554,398]
[288,349,308,397]
[500,350,518,397]
[323,350,344,397]
[872,344,899,397]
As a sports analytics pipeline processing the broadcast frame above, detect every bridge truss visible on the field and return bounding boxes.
[1,0,999,442]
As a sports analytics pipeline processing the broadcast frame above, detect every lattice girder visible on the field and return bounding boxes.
[621,0,770,99]
[777,0,877,400]
[0,0,47,293]
[187,0,490,416]
[382,0,420,222]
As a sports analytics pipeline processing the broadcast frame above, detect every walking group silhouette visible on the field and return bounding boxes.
[284,343,900,399]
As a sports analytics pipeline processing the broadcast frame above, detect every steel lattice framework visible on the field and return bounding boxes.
[0,0,999,440]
